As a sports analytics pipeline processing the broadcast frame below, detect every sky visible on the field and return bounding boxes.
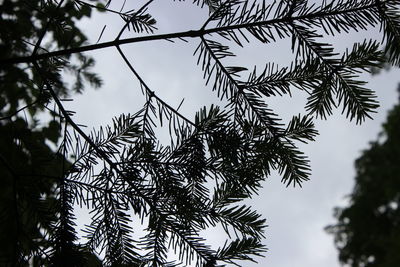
[66,1,400,266]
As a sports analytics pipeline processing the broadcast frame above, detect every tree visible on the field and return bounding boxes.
[1,0,400,266]
[326,86,400,267]
[0,0,102,265]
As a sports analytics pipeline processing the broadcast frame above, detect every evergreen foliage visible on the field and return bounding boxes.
[1,0,400,266]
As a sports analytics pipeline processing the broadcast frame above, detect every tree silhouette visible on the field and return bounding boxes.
[1,0,101,265]
[326,86,400,267]
[1,0,400,266]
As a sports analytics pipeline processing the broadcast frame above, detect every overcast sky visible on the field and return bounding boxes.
[67,1,400,266]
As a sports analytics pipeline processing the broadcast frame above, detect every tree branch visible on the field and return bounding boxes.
[1,1,380,65]
[33,61,217,265]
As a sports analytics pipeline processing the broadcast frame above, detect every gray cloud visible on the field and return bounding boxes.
[69,1,400,266]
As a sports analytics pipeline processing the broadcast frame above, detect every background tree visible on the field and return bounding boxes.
[1,0,400,266]
[0,0,101,265]
[326,86,400,267]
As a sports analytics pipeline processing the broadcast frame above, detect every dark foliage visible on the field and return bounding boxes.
[326,88,400,267]
[1,0,400,266]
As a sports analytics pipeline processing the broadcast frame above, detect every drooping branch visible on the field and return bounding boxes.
[115,46,199,130]
[32,61,218,265]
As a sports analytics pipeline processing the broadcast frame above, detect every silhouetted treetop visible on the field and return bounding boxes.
[326,87,400,267]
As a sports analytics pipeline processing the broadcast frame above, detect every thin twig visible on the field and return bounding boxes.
[115,46,199,129]
[32,0,65,56]
[0,100,40,121]
[75,0,126,16]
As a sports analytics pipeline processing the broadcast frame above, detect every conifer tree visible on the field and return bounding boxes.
[1,0,400,266]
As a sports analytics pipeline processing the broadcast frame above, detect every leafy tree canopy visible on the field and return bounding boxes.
[326,87,400,267]
[0,0,400,266]
[0,0,101,265]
